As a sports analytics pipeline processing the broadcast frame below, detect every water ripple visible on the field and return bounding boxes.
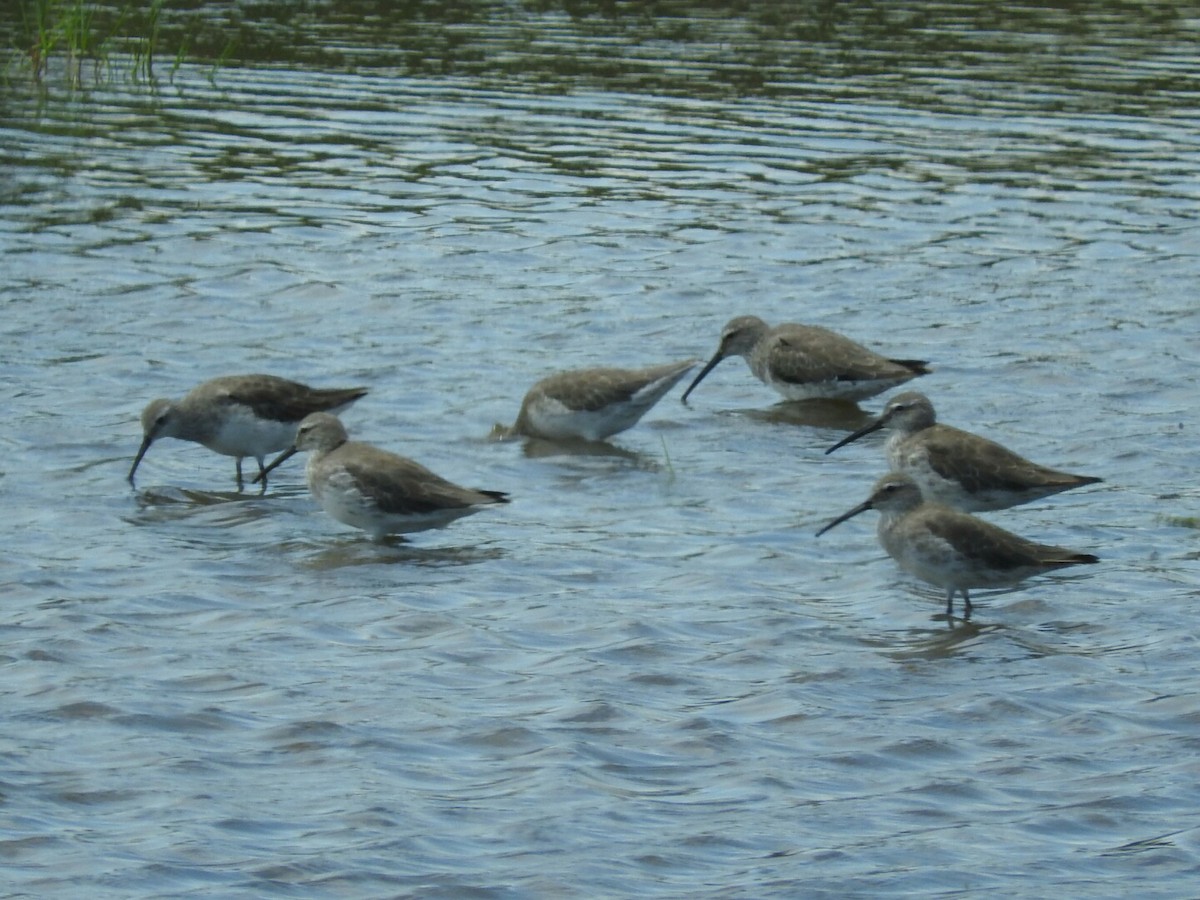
[1,3,1198,897]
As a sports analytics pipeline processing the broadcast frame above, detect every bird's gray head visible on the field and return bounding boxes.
[139,398,176,441]
[128,398,176,484]
[880,392,937,430]
[825,392,937,455]
[293,412,350,453]
[865,473,924,513]
[253,412,350,486]
[680,315,770,403]
[716,315,770,359]
[816,472,923,536]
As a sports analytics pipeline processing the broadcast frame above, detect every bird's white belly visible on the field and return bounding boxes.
[522,396,635,441]
[881,523,961,589]
[208,408,296,458]
[765,372,911,402]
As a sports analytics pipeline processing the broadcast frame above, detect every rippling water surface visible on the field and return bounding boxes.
[2,2,1199,896]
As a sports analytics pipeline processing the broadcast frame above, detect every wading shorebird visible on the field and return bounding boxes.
[816,472,1099,619]
[825,392,1102,511]
[681,315,929,404]
[497,360,698,442]
[257,413,508,542]
[129,374,367,489]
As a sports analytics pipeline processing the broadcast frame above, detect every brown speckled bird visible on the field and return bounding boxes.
[129,374,367,489]
[499,360,698,442]
[817,473,1099,618]
[682,315,928,404]
[825,391,1102,511]
[257,413,508,541]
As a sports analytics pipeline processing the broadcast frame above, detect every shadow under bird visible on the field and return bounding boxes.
[825,391,1102,511]
[128,374,368,489]
[256,413,509,541]
[816,472,1099,619]
[680,315,929,405]
[496,360,698,442]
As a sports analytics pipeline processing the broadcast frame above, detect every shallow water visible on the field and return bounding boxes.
[2,3,1199,896]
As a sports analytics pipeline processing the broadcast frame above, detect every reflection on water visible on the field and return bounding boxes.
[133,485,267,507]
[741,398,875,432]
[513,434,657,462]
[299,539,507,570]
[884,619,998,658]
[3,1,1193,115]
[125,491,279,541]
[93,0,1190,115]
[1,1,1198,897]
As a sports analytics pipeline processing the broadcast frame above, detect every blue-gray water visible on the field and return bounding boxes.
[2,3,1198,896]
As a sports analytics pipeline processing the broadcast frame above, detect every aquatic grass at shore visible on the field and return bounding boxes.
[8,0,183,84]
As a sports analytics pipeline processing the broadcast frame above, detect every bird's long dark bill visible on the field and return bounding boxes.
[128,435,153,484]
[815,500,873,537]
[824,417,885,455]
[254,446,298,484]
[679,352,724,403]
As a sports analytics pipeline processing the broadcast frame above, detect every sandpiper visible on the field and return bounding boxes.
[128,374,368,489]
[825,391,1102,511]
[496,360,698,442]
[816,472,1099,618]
[256,413,509,541]
[681,315,929,404]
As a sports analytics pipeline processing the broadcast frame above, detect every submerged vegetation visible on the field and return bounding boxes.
[6,0,223,84]
[4,0,1187,98]
[11,0,163,83]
